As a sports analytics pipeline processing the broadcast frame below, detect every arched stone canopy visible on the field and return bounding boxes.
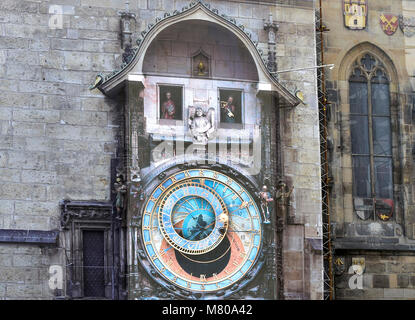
[142,20,259,81]
[95,1,301,107]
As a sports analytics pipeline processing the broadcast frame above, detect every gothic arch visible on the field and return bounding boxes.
[337,42,399,92]
[332,41,402,224]
[95,1,300,107]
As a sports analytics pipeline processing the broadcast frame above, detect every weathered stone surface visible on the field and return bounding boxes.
[0,0,325,301]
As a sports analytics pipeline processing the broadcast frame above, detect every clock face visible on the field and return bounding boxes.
[141,169,262,293]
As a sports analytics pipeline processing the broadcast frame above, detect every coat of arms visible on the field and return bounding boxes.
[380,14,399,36]
[375,199,394,221]
[343,0,367,30]
[399,15,415,37]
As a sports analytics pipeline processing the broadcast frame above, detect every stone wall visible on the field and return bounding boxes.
[0,244,57,300]
[0,0,123,299]
[335,252,415,299]
[0,0,322,299]
[143,20,258,80]
[321,0,415,299]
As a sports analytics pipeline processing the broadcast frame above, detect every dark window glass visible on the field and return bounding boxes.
[372,83,390,116]
[372,117,392,156]
[350,115,369,154]
[349,54,393,209]
[83,230,105,297]
[374,157,393,199]
[352,156,371,198]
[349,81,368,114]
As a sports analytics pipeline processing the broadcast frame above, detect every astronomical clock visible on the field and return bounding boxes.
[91,0,303,300]
[139,168,263,297]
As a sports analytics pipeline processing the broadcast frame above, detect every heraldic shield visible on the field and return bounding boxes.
[380,14,399,36]
[344,0,367,30]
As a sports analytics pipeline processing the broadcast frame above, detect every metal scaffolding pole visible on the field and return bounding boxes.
[316,0,334,300]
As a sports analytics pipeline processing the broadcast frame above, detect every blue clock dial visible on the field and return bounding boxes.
[175,196,216,241]
[159,182,228,255]
[141,169,262,293]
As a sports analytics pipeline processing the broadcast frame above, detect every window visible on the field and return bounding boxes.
[158,84,183,122]
[83,230,106,298]
[219,88,243,127]
[60,201,114,299]
[349,53,393,220]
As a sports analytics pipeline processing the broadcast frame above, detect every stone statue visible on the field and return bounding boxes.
[198,61,206,76]
[113,173,127,219]
[275,181,294,203]
[188,106,216,144]
[259,185,274,224]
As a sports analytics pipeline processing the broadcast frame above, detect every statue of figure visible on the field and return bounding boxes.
[259,185,274,224]
[188,106,216,144]
[275,181,294,204]
[220,96,236,123]
[113,173,127,220]
[161,92,176,120]
[198,60,206,76]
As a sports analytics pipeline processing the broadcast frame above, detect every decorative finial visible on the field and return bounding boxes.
[264,12,278,45]
[264,12,279,73]
[118,1,136,62]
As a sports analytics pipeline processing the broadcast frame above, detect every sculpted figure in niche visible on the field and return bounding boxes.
[161,92,176,120]
[220,96,236,123]
[188,106,216,144]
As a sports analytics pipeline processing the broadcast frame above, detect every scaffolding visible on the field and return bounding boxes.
[316,0,334,300]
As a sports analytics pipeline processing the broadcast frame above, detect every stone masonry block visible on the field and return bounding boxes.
[373,275,390,288]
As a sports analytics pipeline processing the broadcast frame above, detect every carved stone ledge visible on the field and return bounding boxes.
[60,200,113,229]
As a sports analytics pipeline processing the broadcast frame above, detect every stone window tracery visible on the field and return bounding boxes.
[349,53,393,220]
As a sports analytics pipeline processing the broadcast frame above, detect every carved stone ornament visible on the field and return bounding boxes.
[191,48,211,78]
[188,106,216,144]
[60,200,112,229]
[399,15,415,37]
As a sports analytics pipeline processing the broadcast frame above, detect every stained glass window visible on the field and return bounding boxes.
[349,53,393,218]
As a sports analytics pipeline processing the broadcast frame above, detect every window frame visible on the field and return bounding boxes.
[348,53,394,220]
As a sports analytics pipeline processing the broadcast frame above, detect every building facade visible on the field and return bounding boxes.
[322,0,415,299]
[0,0,323,300]
[1,0,414,301]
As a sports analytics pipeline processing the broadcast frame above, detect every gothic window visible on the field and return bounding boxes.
[349,53,393,220]
[82,230,106,298]
[60,201,114,299]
